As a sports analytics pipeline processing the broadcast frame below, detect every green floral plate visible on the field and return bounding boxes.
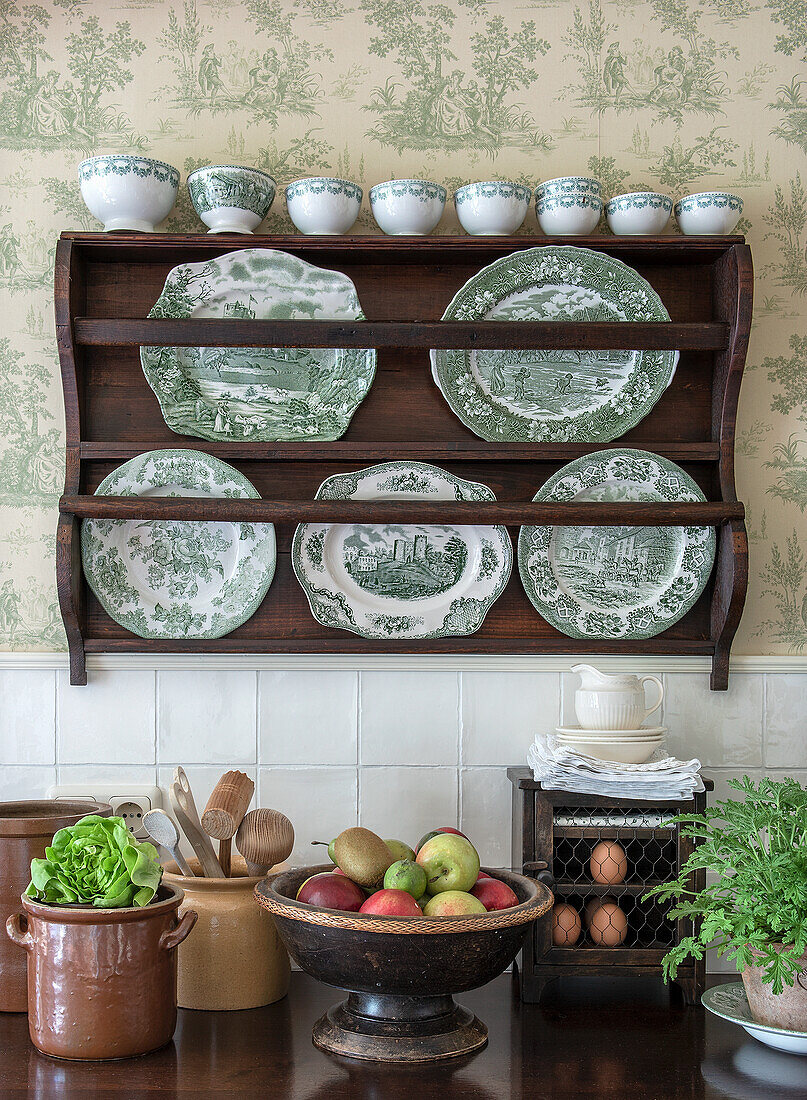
[292,462,512,639]
[517,449,715,639]
[81,450,276,639]
[430,246,677,442]
[141,249,375,442]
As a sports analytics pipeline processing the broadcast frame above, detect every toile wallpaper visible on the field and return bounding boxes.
[0,0,805,653]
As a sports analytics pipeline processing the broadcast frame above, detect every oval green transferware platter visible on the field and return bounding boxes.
[292,461,512,640]
[430,246,678,442]
[517,449,716,640]
[81,450,276,639]
[141,249,375,442]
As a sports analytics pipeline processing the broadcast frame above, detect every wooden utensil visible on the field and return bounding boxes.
[235,808,294,876]
[142,809,194,877]
[169,767,224,878]
[201,771,254,877]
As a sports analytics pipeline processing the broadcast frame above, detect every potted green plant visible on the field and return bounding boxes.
[6,815,196,1060]
[645,776,807,1030]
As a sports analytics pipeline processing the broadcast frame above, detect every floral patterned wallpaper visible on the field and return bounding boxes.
[0,0,805,652]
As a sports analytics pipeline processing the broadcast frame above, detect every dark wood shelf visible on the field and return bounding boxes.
[56,233,751,687]
[553,826,677,840]
[552,882,667,897]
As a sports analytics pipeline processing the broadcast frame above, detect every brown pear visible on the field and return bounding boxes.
[333,827,394,887]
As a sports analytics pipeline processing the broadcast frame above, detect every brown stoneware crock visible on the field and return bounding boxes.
[0,799,112,1013]
[6,883,196,1060]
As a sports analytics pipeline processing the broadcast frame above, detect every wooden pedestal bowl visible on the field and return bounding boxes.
[255,864,552,1063]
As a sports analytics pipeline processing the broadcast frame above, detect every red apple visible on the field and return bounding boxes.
[423,890,486,916]
[470,877,519,912]
[332,867,347,876]
[416,834,480,894]
[296,872,364,911]
[415,826,467,854]
[476,871,492,882]
[359,888,422,916]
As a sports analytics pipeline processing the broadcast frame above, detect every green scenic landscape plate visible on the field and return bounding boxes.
[517,449,715,639]
[81,450,276,639]
[141,249,375,442]
[430,246,677,442]
[292,461,512,639]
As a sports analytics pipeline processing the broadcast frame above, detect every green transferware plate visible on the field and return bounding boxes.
[292,461,512,639]
[430,246,677,442]
[517,449,715,639]
[702,983,807,1055]
[81,449,276,639]
[141,249,375,442]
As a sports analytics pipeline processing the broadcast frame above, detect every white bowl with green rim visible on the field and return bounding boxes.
[454,181,532,235]
[285,177,362,235]
[536,186,602,236]
[606,192,672,236]
[187,165,276,234]
[370,179,446,235]
[78,155,180,232]
[674,191,743,235]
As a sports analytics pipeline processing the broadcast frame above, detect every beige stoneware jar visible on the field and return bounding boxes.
[163,856,290,1011]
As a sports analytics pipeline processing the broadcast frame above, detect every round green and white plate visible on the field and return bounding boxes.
[141,249,375,442]
[703,983,807,1056]
[81,450,276,639]
[517,449,715,639]
[430,246,677,442]
[292,462,512,639]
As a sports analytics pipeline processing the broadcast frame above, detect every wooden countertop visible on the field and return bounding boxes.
[0,973,799,1098]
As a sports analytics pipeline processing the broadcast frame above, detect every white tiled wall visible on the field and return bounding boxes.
[3,664,803,973]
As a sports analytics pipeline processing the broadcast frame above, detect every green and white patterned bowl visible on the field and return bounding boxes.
[535,176,601,198]
[286,177,362,235]
[187,165,276,234]
[536,183,602,235]
[78,154,179,232]
[369,179,446,235]
[674,191,743,235]
[605,192,672,236]
[454,181,532,235]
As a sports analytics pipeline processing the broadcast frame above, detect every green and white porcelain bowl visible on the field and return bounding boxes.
[674,191,743,235]
[454,181,532,235]
[369,179,446,235]
[535,176,601,198]
[187,165,276,234]
[535,190,602,235]
[78,155,180,232]
[605,192,672,236]
[285,177,362,235]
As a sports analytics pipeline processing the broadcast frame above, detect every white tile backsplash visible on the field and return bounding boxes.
[57,670,156,764]
[359,766,458,844]
[0,765,56,800]
[360,671,458,765]
[0,669,55,764]
[462,671,557,765]
[663,673,764,766]
[259,671,357,765]
[460,767,513,869]
[258,766,357,861]
[764,674,807,767]
[158,670,256,764]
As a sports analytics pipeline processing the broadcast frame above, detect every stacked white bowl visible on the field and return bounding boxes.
[535,176,602,235]
[555,666,666,763]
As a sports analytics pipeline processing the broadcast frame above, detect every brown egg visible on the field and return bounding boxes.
[590,840,627,885]
[583,896,601,929]
[587,900,628,946]
[552,902,582,946]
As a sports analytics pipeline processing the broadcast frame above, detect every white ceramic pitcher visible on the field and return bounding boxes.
[571,664,664,730]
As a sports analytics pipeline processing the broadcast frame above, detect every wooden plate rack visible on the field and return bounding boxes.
[55,233,751,686]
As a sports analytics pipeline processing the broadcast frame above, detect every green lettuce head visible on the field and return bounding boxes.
[27,815,163,908]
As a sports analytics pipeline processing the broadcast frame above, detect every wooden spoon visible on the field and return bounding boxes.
[235,808,294,876]
[201,770,254,876]
[142,809,194,877]
[169,766,224,878]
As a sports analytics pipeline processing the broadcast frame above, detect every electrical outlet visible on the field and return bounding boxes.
[47,785,164,840]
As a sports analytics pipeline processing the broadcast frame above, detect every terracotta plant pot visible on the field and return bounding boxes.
[6,883,196,1060]
[163,856,290,1010]
[742,945,807,1031]
[0,799,112,1013]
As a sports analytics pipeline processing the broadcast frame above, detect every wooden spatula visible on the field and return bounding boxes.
[201,770,255,876]
[235,808,294,876]
[170,766,224,878]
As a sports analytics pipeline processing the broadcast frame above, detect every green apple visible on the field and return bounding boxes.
[384,859,428,898]
[416,834,480,895]
[423,891,486,916]
[385,839,416,863]
[311,839,337,863]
